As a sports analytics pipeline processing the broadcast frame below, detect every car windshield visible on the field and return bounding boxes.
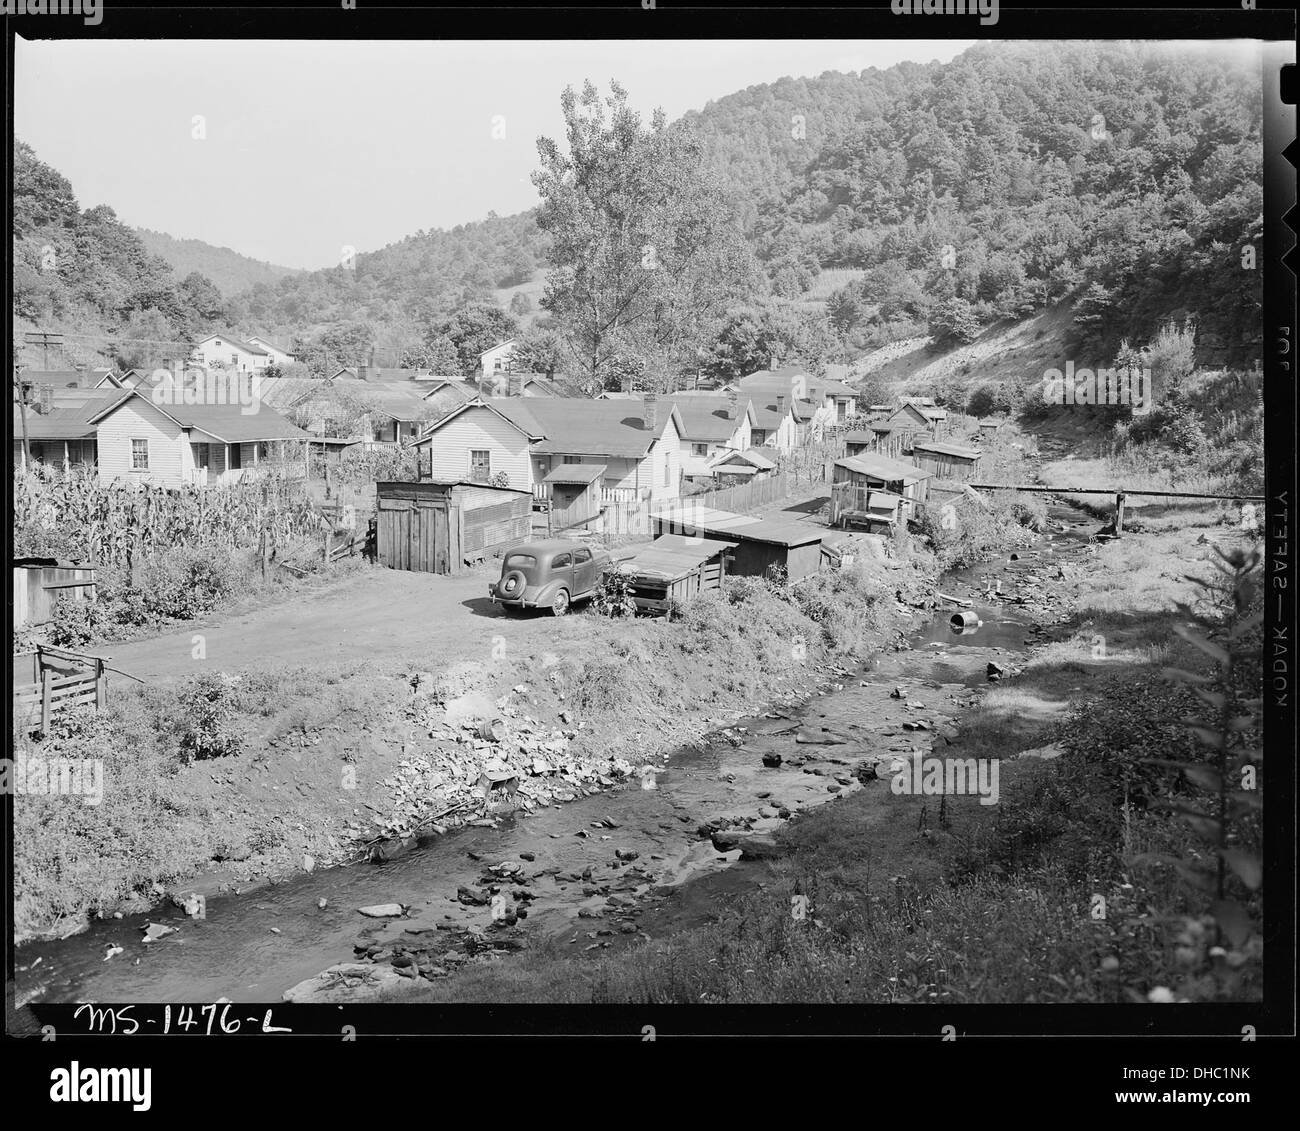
[505,554,536,568]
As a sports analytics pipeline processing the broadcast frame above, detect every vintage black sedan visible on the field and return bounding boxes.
[488,539,615,616]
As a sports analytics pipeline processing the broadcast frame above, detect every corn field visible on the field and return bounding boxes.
[13,465,326,571]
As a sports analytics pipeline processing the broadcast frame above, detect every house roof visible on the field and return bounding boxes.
[246,336,295,356]
[86,388,317,444]
[912,440,982,461]
[807,377,859,399]
[478,339,517,359]
[19,368,116,390]
[326,379,432,422]
[712,446,776,471]
[13,387,130,440]
[621,534,738,582]
[252,376,327,410]
[542,462,607,485]
[835,454,932,482]
[888,403,939,426]
[196,332,269,356]
[514,374,564,396]
[652,505,824,548]
[477,396,684,458]
[842,429,877,445]
[667,395,754,442]
[896,398,947,421]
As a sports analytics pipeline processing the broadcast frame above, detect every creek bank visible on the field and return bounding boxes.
[14,512,1061,1001]
[288,522,1100,1003]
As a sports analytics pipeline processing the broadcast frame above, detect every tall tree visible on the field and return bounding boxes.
[533,80,758,390]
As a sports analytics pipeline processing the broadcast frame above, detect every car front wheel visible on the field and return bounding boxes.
[550,588,570,617]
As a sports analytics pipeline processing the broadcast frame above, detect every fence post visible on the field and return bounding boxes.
[41,668,53,732]
[95,658,107,709]
[1114,492,1126,537]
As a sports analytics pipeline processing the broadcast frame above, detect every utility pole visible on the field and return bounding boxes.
[24,329,64,371]
[14,364,32,469]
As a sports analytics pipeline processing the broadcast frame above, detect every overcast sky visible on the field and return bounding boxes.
[14,38,974,270]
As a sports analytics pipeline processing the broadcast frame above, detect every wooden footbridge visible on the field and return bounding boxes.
[966,484,1266,536]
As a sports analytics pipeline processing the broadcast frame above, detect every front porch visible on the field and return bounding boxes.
[187,439,307,487]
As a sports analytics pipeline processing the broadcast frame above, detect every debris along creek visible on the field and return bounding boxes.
[16,508,1097,1005]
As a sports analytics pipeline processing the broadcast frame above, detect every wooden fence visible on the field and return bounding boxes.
[599,471,813,540]
[13,645,108,733]
[688,472,793,514]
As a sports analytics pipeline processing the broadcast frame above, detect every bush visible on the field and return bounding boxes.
[47,595,100,647]
[592,566,637,618]
[928,297,982,348]
[176,672,246,760]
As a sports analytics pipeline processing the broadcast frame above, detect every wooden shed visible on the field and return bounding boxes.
[14,558,98,629]
[541,462,606,531]
[842,429,876,457]
[652,505,825,582]
[617,534,736,613]
[910,440,983,482]
[829,487,906,531]
[710,447,777,481]
[375,480,532,574]
[832,454,932,519]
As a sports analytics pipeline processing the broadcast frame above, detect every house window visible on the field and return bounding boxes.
[130,439,149,471]
[692,443,709,457]
[752,430,767,445]
[470,449,491,482]
[664,456,671,486]
[193,444,210,469]
[231,354,239,367]
[563,455,582,464]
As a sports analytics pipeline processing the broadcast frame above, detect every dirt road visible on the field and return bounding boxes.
[88,486,834,685]
[88,566,584,684]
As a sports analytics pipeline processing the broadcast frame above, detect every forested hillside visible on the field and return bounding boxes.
[226,41,1262,376]
[13,41,1262,377]
[134,228,302,297]
[12,140,229,370]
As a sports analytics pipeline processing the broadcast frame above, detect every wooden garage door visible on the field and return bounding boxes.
[377,496,451,574]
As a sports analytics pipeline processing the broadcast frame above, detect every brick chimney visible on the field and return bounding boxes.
[509,373,524,397]
[643,392,659,432]
[777,394,788,415]
[727,390,738,420]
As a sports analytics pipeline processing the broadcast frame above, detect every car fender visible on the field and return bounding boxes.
[529,580,565,606]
